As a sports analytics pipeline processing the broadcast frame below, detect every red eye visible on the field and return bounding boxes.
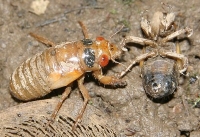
[99,54,109,67]
[96,36,105,41]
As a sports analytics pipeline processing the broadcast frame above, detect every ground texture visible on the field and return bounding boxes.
[0,0,200,136]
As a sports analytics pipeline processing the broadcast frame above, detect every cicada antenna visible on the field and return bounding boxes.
[111,58,127,68]
[110,25,128,52]
[109,25,124,39]
[109,25,127,68]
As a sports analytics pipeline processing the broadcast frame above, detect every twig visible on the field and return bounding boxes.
[35,16,67,27]
[35,6,104,27]
[63,6,104,14]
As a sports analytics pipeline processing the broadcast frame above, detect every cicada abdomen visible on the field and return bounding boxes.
[10,50,52,100]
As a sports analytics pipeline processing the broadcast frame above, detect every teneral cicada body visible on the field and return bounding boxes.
[10,21,126,130]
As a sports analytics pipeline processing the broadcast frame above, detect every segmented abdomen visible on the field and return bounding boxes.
[10,51,51,101]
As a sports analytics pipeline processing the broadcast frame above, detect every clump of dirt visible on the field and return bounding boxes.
[0,0,200,136]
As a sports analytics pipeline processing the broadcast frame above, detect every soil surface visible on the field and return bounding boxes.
[0,0,200,136]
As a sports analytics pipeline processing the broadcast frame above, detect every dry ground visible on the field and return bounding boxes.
[0,0,200,136]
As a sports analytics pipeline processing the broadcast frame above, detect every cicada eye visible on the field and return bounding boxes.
[99,54,109,67]
[96,36,105,41]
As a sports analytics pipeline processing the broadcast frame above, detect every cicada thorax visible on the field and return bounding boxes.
[79,36,122,71]
[141,56,179,98]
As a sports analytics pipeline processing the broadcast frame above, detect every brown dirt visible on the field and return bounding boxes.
[0,0,200,136]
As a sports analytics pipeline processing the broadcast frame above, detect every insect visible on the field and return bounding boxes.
[9,21,126,130]
[119,11,193,98]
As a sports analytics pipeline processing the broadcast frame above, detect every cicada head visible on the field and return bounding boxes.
[95,36,122,67]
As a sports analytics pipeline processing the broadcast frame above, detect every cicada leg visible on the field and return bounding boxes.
[50,87,72,120]
[29,32,56,47]
[119,51,156,78]
[160,51,188,74]
[72,76,90,131]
